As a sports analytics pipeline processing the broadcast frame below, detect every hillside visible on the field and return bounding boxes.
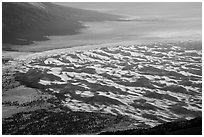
[2,2,122,45]
[100,116,202,135]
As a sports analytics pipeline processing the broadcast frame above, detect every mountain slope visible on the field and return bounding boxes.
[2,2,122,45]
[99,117,202,135]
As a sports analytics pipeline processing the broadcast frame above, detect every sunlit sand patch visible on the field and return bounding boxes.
[39,79,51,85]
[75,90,95,97]
[44,58,66,66]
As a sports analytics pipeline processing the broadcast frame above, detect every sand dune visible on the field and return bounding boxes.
[16,41,202,128]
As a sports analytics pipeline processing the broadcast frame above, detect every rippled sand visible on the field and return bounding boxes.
[17,41,202,127]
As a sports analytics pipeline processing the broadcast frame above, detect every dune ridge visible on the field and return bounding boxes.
[14,41,202,128]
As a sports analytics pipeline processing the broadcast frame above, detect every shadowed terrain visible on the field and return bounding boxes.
[2,2,121,45]
[100,116,202,135]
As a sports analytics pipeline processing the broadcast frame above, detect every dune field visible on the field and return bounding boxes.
[8,41,201,128]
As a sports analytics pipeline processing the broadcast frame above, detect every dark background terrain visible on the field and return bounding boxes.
[2,2,121,45]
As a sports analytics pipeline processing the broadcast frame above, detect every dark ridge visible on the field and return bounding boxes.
[99,117,202,135]
[2,2,122,45]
